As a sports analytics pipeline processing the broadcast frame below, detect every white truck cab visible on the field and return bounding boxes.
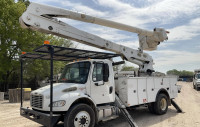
[31,59,115,112]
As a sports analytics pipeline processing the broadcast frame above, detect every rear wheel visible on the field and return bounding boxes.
[64,104,95,127]
[154,94,168,115]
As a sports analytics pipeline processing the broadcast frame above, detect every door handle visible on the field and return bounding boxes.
[109,86,113,94]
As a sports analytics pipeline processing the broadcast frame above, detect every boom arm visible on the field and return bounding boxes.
[19,2,169,73]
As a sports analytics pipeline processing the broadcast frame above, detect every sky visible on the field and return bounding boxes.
[29,0,200,73]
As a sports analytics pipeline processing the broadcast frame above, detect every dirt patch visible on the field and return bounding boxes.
[0,82,200,127]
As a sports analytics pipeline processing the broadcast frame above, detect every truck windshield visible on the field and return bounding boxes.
[197,74,200,79]
[59,62,91,84]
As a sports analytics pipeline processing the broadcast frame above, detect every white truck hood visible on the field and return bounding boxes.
[30,83,88,111]
[197,79,200,82]
[31,83,86,97]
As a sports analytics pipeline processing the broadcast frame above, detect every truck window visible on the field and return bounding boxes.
[197,74,200,79]
[93,63,103,82]
[59,62,91,84]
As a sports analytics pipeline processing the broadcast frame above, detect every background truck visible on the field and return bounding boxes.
[19,2,182,127]
[193,69,200,90]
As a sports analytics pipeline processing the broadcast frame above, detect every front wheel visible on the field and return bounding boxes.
[195,85,199,91]
[64,104,95,127]
[154,94,168,115]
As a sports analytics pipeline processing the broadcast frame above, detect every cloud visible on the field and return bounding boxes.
[113,49,200,73]
[60,1,107,17]
[157,42,175,48]
[30,0,108,17]
[86,27,134,41]
[152,50,200,67]
[73,41,106,52]
[145,50,200,72]
[30,0,200,43]
[117,41,139,49]
[95,0,200,26]
[168,18,200,41]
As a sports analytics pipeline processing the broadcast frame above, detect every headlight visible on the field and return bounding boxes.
[45,95,50,99]
[49,100,66,107]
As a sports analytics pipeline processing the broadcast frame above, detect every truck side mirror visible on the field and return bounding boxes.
[194,74,198,79]
[103,64,109,82]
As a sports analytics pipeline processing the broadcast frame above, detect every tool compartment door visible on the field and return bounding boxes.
[138,78,147,104]
[170,77,178,98]
[127,78,138,106]
[146,78,155,103]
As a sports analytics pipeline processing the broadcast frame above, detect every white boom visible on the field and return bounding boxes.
[19,2,169,73]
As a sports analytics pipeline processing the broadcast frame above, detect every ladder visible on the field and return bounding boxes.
[115,94,138,127]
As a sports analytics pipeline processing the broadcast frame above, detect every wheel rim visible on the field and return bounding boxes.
[74,111,91,127]
[160,98,167,111]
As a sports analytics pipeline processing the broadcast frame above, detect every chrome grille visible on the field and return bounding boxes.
[31,95,43,109]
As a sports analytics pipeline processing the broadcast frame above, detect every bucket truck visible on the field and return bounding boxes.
[19,2,182,127]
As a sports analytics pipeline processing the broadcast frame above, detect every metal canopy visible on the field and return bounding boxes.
[21,44,120,61]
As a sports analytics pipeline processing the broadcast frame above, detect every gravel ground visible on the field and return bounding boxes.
[0,81,200,127]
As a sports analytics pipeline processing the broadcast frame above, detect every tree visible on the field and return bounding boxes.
[180,70,194,77]
[167,69,194,77]
[0,0,72,91]
[166,69,180,76]
[121,65,135,71]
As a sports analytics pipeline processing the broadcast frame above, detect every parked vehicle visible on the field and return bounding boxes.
[193,69,200,90]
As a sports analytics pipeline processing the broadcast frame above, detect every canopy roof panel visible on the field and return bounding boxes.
[21,44,120,61]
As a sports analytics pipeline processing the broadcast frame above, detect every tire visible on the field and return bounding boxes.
[64,104,95,127]
[148,103,155,114]
[194,84,197,90]
[193,83,195,89]
[154,94,168,115]
[196,85,199,91]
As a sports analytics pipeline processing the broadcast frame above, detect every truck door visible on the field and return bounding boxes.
[90,62,114,104]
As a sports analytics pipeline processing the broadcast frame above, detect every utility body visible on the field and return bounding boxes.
[19,2,182,127]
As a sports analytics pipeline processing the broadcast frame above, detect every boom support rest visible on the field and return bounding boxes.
[171,99,183,113]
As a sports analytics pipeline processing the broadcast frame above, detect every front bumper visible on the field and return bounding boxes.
[20,107,61,127]
[196,83,200,87]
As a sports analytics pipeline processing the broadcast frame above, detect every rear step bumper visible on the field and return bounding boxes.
[20,107,61,127]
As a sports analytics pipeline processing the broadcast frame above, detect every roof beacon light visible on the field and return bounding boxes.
[22,52,26,54]
[44,40,50,44]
